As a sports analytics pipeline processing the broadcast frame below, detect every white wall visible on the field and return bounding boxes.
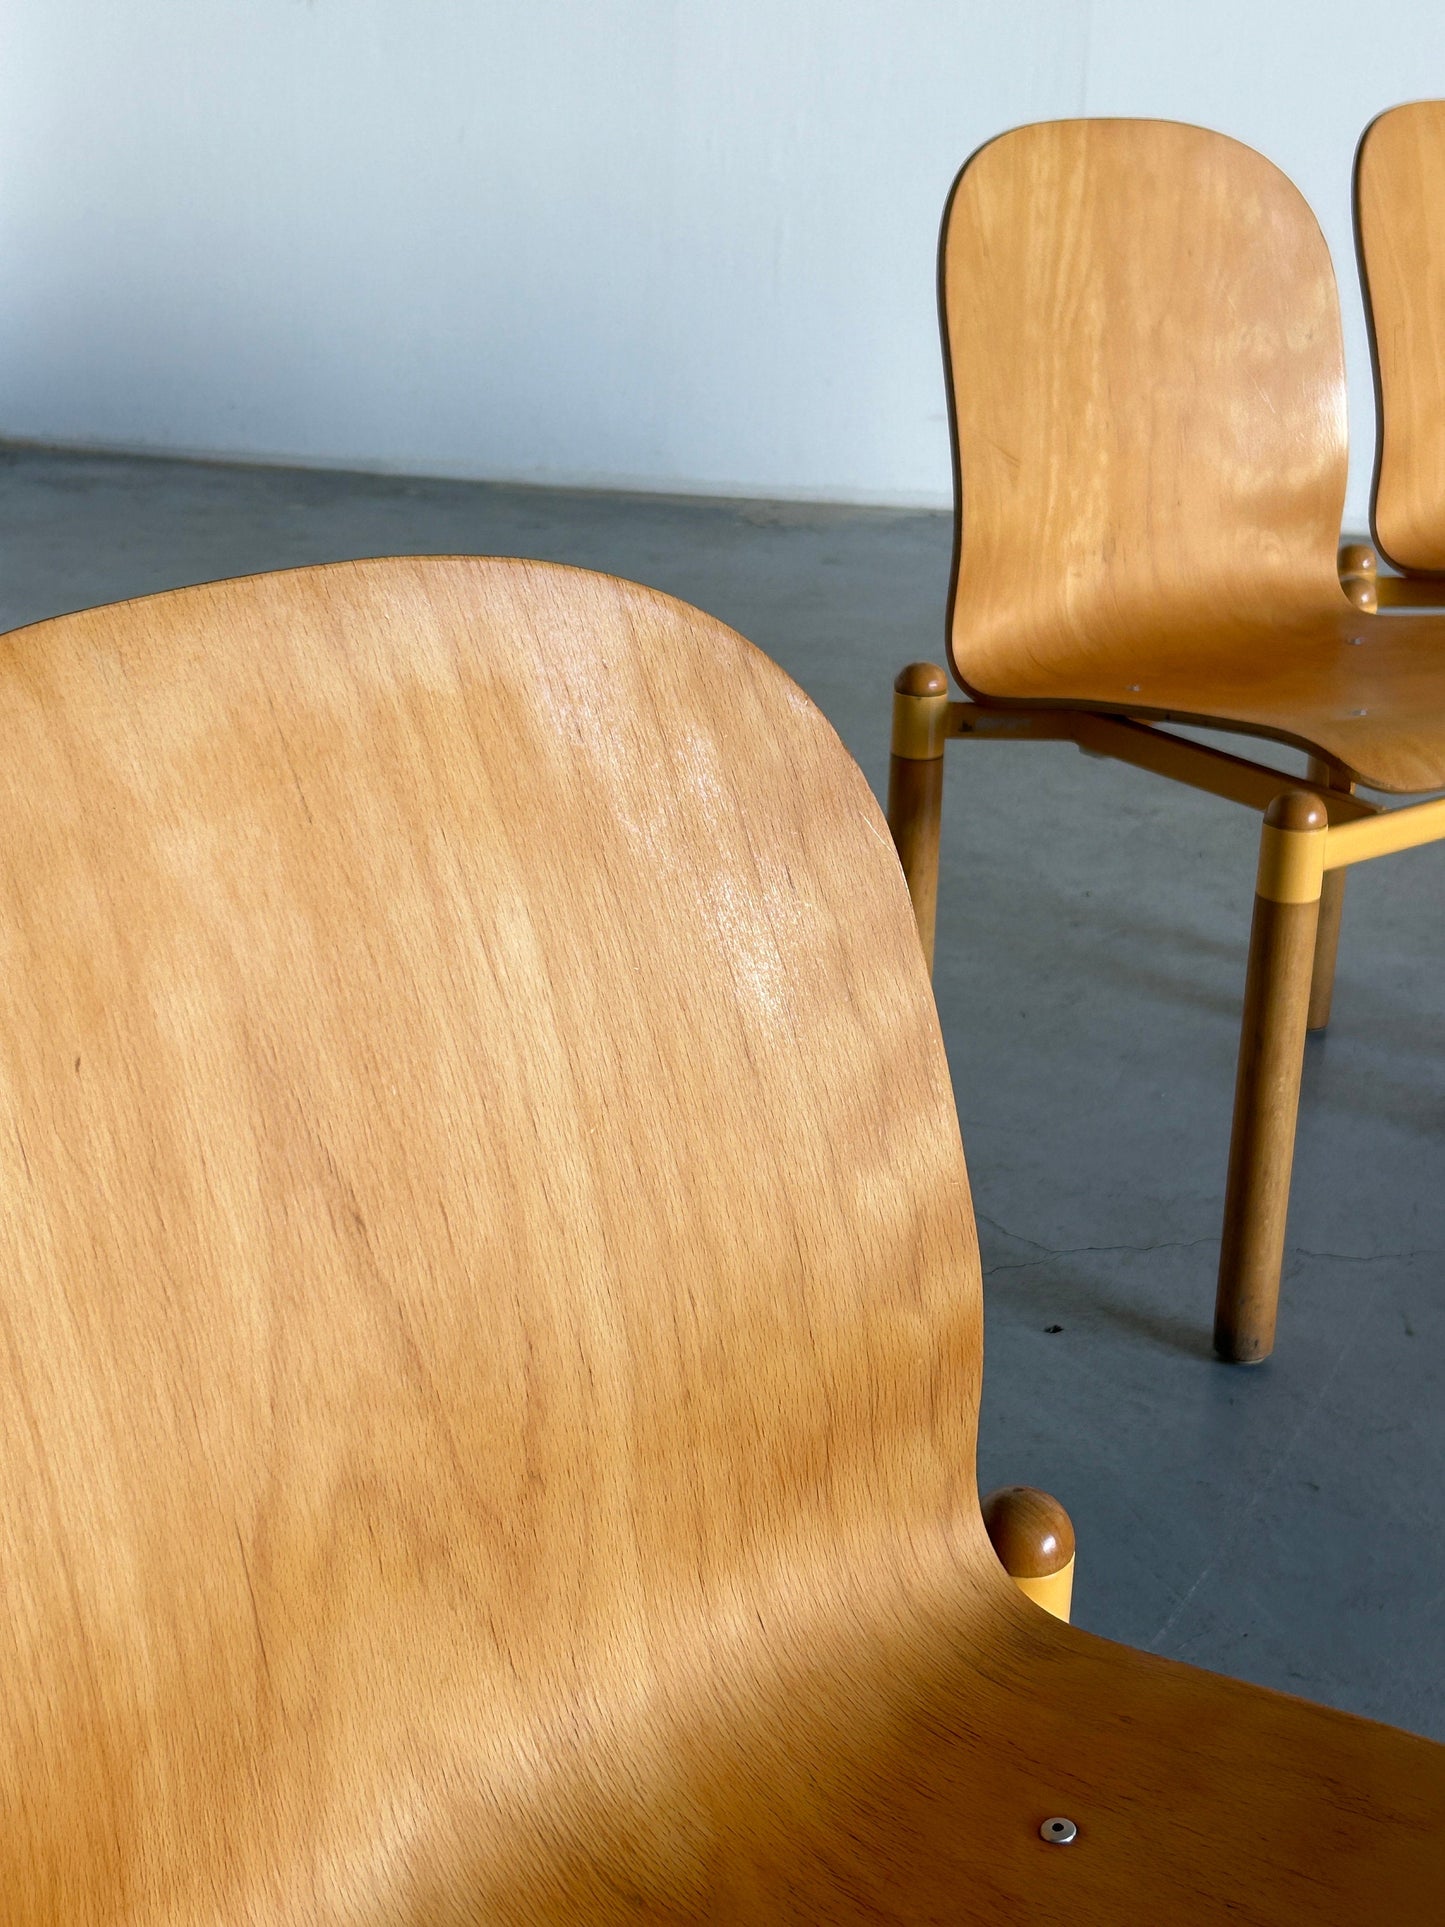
[1,1,1441,519]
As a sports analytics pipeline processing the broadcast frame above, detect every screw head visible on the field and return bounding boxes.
[1040,1816,1078,1844]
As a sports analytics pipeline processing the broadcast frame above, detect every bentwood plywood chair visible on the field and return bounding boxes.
[890,118,1445,1367]
[1353,100,1445,605]
[3,554,1443,1919]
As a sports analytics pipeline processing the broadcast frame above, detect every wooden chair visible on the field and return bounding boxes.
[890,118,1445,1366]
[1352,100,1445,606]
[3,553,1442,1917]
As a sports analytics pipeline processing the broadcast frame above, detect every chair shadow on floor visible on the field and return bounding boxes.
[977,1229,1221,1363]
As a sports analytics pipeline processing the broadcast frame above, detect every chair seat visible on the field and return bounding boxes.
[26,1527,1440,1922]
[819,1576,1445,1923]
[107,1539,1433,1922]
[954,605,1445,794]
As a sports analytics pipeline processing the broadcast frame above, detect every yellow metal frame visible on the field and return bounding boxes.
[1012,1556,1075,1623]
[1256,819,1327,905]
[938,701,1445,871]
[1323,794,1445,868]
[890,682,949,761]
[944,702,1379,823]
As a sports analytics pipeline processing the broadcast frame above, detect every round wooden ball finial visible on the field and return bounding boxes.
[1338,543,1379,613]
[1263,788,1329,835]
[981,1486,1077,1623]
[981,1485,1075,1576]
[893,661,950,699]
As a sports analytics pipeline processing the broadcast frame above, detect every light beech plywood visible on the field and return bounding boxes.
[1358,101,1445,576]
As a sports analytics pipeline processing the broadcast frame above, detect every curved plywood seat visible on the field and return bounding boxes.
[1,556,1441,1918]
[1357,100,1445,577]
[941,118,1445,793]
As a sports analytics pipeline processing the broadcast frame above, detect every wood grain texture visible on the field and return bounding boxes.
[886,751,944,965]
[1358,101,1445,574]
[941,118,1445,794]
[2,555,1443,1921]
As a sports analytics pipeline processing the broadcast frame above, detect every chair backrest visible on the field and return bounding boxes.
[1356,101,1445,574]
[0,556,983,1918]
[940,119,1350,696]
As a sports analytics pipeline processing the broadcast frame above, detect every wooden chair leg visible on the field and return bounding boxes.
[1305,756,1352,1032]
[1308,868,1347,1031]
[1214,791,1327,1363]
[981,1486,1075,1622]
[886,663,950,972]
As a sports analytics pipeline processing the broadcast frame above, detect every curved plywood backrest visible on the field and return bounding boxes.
[0,557,981,1917]
[941,119,1350,696]
[1357,102,1445,574]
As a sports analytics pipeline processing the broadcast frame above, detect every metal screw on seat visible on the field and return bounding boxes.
[1040,1816,1078,1844]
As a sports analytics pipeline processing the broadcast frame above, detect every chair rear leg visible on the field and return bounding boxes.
[886,663,949,972]
[1305,755,1354,1032]
[1214,792,1327,1363]
[1306,755,1355,1031]
[1308,866,1347,1031]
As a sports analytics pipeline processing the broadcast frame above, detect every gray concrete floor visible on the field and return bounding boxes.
[4,442,1443,1740]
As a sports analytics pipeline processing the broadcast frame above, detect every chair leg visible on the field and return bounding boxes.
[1305,756,1352,1032]
[1308,869,1347,1031]
[886,664,950,972]
[1214,792,1327,1363]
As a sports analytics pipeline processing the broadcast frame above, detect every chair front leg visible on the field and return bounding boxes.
[1214,791,1327,1363]
[886,663,950,972]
